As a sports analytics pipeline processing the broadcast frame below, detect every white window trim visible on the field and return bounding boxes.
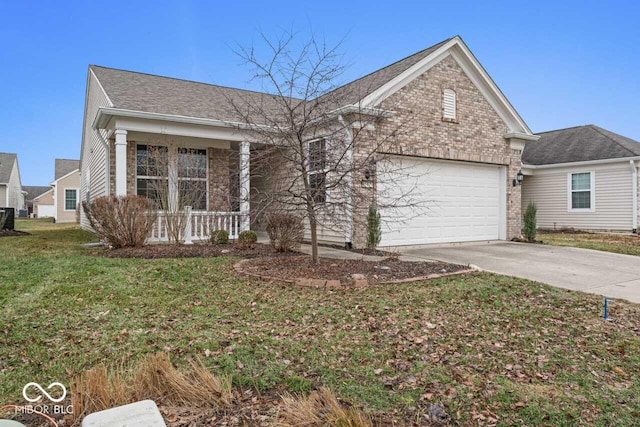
[134,144,210,211]
[64,188,79,212]
[567,171,595,213]
[306,138,329,204]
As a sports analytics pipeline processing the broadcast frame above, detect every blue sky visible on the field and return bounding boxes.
[1,0,638,185]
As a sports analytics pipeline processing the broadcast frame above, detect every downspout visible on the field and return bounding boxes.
[631,160,638,234]
[338,114,353,249]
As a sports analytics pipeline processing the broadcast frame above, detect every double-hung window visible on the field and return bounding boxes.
[308,139,327,204]
[178,148,208,210]
[64,189,77,211]
[568,172,595,212]
[136,145,168,206]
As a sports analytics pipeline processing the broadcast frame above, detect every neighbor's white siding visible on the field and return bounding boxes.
[3,160,24,210]
[522,162,634,231]
[80,70,113,229]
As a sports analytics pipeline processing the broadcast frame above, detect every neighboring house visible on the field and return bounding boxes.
[50,159,80,223]
[0,152,25,212]
[522,125,640,233]
[23,185,53,217]
[80,36,537,248]
[33,188,55,218]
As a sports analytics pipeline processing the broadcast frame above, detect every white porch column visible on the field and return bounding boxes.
[114,129,128,196]
[239,141,251,231]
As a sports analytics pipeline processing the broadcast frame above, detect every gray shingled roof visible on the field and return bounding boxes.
[55,159,79,180]
[90,38,453,123]
[23,186,52,200]
[0,153,17,184]
[523,125,640,165]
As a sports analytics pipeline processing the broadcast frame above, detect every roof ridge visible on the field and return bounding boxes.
[589,125,640,156]
[90,65,302,101]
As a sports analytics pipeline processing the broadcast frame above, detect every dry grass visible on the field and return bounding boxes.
[276,387,372,427]
[70,353,231,424]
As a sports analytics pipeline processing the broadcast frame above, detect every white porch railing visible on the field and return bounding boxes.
[148,207,247,243]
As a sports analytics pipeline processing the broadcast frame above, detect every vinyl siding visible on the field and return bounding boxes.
[80,70,113,229]
[522,162,634,231]
[0,186,5,207]
[3,161,24,210]
[55,171,80,223]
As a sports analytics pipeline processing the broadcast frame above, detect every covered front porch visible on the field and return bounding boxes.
[95,109,254,243]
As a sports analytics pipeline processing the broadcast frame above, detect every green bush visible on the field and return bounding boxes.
[366,204,382,248]
[210,229,229,244]
[238,230,258,244]
[523,202,537,242]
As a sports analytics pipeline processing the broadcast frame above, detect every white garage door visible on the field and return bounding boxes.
[37,204,55,218]
[378,157,503,246]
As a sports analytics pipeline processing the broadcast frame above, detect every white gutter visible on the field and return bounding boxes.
[338,114,354,248]
[523,156,640,170]
[631,160,638,233]
[92,107,274,132]
[503,132,540,141]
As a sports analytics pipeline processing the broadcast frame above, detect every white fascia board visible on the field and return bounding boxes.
[33,188,53,201]
[523,156,640,170]
[504,133,540,141]
[92,107,272,133]
[54,169,80,183]
[360,44,454,107]
[359,36,534,136]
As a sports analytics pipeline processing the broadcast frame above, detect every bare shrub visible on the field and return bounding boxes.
[70,352,232,425]
[82,195,156,248]
[0,210,7,230]
[276,387,372,427]
[265,212,303,252]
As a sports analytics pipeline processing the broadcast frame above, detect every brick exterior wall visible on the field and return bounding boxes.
[351,55,524,247]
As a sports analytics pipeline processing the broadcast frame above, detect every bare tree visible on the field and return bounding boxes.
[225,30,427,263]
[138,140,209,244]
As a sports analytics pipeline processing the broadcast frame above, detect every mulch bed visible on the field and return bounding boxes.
[0,229,30,237]
[94,243,299,259]
[238,256,470,286]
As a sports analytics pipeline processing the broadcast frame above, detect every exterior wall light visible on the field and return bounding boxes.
[513,170,524,187]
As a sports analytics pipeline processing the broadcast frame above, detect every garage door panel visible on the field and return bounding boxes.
[379,157,502,246]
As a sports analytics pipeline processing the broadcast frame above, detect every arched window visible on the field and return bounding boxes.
[442,89,456,121]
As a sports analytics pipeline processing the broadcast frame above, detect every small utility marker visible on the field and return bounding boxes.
[81,400,166,427]
[603,297,614,321]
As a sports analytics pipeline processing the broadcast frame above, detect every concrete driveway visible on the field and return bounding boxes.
[401,242,640,303]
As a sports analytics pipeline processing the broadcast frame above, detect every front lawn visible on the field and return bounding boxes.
[1,221,639,425]
[540,231,640,256]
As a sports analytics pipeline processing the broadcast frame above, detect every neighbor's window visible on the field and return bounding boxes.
[64,189,77,211]
[308,139,327,203]
[569,172,594,211]
[442,88,457,121]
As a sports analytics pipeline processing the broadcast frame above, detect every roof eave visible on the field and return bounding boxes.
[523,156,640,169]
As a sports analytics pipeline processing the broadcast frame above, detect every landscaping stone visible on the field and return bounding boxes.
[82,400,166,427]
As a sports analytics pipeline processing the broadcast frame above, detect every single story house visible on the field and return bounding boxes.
[23,185,53,217]
[522,125,640,233]
[50,159,80,223]
[32,187,55,218]
[80,36,537,248]
[0,152,25,212]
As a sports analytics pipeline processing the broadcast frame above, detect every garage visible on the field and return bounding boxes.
[378,157,505,246]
